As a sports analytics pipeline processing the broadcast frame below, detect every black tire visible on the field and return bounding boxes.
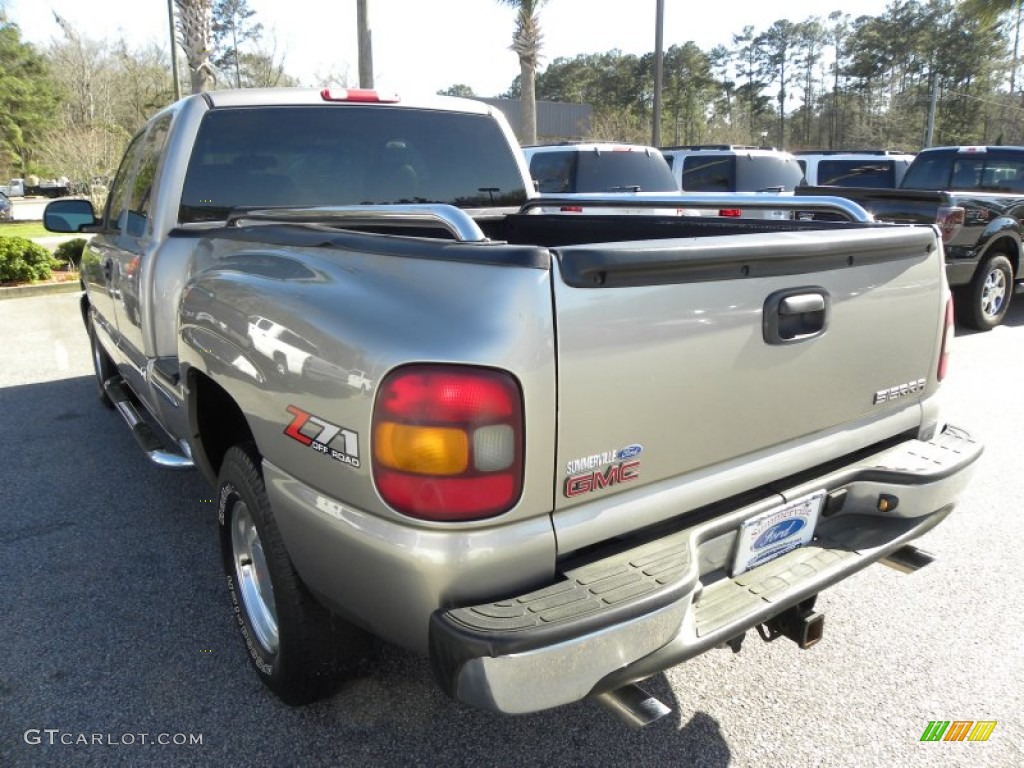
[218,444,367,705]
[957,253,1014,331]
[87,314,116,409]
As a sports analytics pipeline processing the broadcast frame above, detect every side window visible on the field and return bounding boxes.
[125,113,173,237]
[104,133,147,233]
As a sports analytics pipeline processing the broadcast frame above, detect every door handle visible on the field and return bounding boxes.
[780,294,825,316]
[764,288,830,344]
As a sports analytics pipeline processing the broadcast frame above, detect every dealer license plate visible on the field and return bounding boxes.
[731,490,826,576]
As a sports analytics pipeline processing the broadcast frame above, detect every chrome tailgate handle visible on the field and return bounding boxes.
[764,288,830,344]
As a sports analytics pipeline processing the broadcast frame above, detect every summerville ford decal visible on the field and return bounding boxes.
[564,444,644,498]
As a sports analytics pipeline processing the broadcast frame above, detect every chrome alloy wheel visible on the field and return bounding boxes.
[981,267,1007,319]
[231,501,279,655]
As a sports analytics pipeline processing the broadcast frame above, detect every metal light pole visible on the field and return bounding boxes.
[167,0,181,100]
[652,0,664,147]
[357,0,374,89]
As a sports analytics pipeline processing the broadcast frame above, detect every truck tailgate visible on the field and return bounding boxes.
[550,226,943,520]
[795,186,948,225]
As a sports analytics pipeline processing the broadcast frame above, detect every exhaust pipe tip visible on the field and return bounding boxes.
[880,544,935,574]
[594,683,672,729]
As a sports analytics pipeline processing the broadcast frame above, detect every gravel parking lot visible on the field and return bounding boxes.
[1,292,1021,767]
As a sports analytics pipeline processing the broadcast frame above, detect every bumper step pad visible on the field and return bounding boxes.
[445,534,692,639]
[695,545,852,636]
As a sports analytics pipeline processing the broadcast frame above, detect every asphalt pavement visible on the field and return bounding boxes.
[0,292,1021,767]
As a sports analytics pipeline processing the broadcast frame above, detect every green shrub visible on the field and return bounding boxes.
[53,238,88,270]
[0,236,59,284]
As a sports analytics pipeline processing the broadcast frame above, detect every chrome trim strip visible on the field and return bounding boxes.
[520,194,874,222]
[227,204,488,242]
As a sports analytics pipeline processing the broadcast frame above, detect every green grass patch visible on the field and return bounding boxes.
[0,221,49,239]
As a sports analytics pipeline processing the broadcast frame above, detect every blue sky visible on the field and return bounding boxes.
[7,0,895,97]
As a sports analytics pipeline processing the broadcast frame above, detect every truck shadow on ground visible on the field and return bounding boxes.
[2,375,730,768]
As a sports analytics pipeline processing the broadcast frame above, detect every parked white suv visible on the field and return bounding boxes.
[522,142,691,215]
[794,150,916,188]
[661,145,805,193]
[522,142,679,194]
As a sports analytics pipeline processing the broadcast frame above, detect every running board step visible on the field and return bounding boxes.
[103,377,194,469]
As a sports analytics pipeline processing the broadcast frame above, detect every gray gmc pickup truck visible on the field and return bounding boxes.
[44,88,980,725]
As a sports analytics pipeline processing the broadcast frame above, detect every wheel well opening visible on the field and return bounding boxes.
[190,372,255,480]
[988,237,1019,275]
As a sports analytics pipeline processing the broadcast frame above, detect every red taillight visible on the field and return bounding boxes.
[372,365,524,521]
[718,208,743,217]
[560,205,584,213]
[320,88,400,103]
[938,295,954,381]
[936,205,965,242]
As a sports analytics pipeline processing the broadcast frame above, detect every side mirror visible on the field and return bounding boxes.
[43,199,100,233]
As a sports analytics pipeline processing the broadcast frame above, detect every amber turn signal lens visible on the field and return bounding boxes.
[374,422,468,475]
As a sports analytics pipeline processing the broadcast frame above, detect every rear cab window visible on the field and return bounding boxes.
[902,148,1024,191]
[179,106,529,223]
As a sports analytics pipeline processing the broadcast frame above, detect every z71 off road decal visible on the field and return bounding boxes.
[284,405,360,467]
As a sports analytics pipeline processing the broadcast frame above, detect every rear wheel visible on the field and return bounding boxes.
[87,314,115,408]
[218,444,368,705]
[957,253,1013,331]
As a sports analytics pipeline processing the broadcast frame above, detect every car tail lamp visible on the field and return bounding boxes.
[372,365,524,521]
[936,205,965,242]
[320,88,400,103]
[718,208,743,217]
[560,205,584,213]
[938,295,954,381]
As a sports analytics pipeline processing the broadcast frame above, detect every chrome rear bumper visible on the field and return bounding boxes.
[429,426,981,714]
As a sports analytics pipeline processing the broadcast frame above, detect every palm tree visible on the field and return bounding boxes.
[175,0,216,93]
[497,0,546,144]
